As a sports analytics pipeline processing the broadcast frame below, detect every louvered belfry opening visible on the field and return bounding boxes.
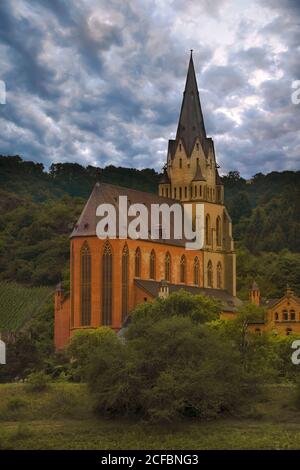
[102,241,113,325]
[80,241,91,326]
[122,244,129,321]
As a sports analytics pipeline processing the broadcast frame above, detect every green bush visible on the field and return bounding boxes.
[26,371,50,392]
[87,292,263,422]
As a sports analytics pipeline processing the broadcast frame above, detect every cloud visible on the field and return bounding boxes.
[0,0,299,178]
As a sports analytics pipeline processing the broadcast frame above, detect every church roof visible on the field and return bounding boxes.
[175,51,207,157]
[215,168,223,185]
[159,170,170,184]
[192,162,206,182]
[71,182,187,246]
[134,279,242,312]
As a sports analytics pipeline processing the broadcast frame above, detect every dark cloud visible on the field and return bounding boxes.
[0,0,299,177]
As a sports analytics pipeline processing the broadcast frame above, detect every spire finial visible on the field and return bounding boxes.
[190,49,193,57]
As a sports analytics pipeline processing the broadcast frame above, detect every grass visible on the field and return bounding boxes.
[1,382,300,449]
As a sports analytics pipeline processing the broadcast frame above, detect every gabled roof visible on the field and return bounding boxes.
[134,279,242,312]
[192,162,206,182]
[71,182,188,246]
[175,51,207,157]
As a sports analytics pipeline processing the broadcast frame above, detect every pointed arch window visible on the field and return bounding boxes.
[193,256,199,286]
[179,187,182,199]
[207,260,213,288]
[180,255,186,283]
[150,249,156,280]
[165,252,171,282]
[216,216,222,246]
[102,241,112,326]
[81,241,91,326]
[135,247,141,277]
[179,158,182,168]
[217,262,222,289]
[206,214,211,245]
[122,244,129,321]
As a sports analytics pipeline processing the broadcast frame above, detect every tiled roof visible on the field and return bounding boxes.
[134,279,242,312]
[71,182,188,246]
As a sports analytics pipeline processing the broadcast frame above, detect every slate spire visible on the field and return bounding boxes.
[176,51,207,156]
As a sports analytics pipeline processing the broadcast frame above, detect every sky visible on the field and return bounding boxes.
[0,0,299,177]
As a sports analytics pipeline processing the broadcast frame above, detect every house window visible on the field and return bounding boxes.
[275,312,279,321]
[150,249,156,280]
[135,247,141,277]
[207,260,213,288]
[290,310,296,321]
[206,214,211,245]
[180,255,186,283]
[165,252,171,282]
[217,262,222,289]
[80,241,91,326]
[194,257,199,286]
[283,310,288,321]
[122,244,129,321]
[216,216,222,246]
[102,241,112,326]
[286,328,292,336]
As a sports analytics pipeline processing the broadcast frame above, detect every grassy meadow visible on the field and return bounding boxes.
[1,382,300,450]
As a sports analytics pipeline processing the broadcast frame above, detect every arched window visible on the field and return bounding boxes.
[174,188,177,199]
[179,187,182,199]
[165,252,171,282]
[161,188,164,197]
[216,216,222,246]
[122,244,129,321]
[135,247,141,277]
[217,262,222,288]
[206,214,211,245]
[102,241,112,326]
[207,260,213,288]
[180,255,186,283]
[179,158,182,168]
[283,310,288,321]
[80,241,91,326]
[194,185,197,198]
[193,256,199,286]
[150,249,156,280]
[185,186,187,198]
[290,309,296,321]
[275,312,279,321]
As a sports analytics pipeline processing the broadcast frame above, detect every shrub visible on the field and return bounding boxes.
[67,327,119,381]
[87,293,262,422]
[26,371,50,392]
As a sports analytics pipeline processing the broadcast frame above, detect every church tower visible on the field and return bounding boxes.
[159,52,236,296]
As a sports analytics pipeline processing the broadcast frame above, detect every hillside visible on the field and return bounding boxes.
[0,155,299,298]
[0,282,52,332]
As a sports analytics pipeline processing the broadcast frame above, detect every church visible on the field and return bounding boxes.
[54,52,241,350]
